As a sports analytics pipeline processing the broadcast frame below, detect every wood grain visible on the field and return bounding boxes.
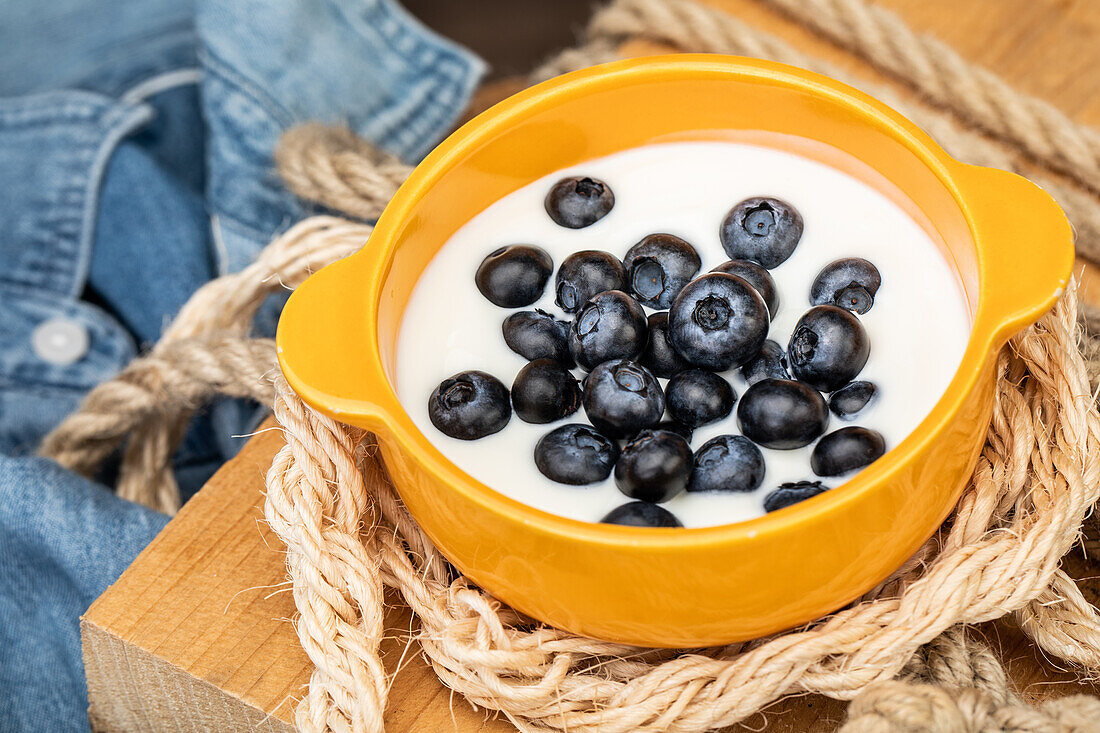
[83,1,1100,730]
[83,424,516,732]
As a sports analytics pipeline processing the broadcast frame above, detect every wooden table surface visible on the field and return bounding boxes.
[83,1,1100,731]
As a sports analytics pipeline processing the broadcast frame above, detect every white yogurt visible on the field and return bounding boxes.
[395,141,970,528]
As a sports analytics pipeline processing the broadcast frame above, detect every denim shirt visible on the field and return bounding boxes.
[0,1,484,730]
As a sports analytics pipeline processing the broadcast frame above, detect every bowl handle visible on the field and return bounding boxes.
[276,241,394,432]
[955,164,1074,348]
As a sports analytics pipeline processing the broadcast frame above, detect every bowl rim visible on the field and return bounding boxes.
[279,54,1072,549]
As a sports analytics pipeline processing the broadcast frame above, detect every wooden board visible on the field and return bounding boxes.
[83,424,516,732]
[83,1,1100,730]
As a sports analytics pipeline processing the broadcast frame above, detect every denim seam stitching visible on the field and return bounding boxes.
[0,103,106,126]
[0,100,153,296]
[339,0,480,80]
[384,61,480,160]
[325,0,484,158]
[120,67,203,105]
[68,102,156,298]
[197,46,297,129]
[195,47,300,238]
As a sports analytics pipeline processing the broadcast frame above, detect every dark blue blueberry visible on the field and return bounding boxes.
[545,176,615,229]
[712,259,779,316]
[502,310,574,367]
[582,359,664,438]
[665,369,736,428]
[740,340,790,385]
[736,378,829,449]
[600,501,683,528]
[511,359,582,424]
[811,258,881,315]
[811,427,886,477]
[829,381,877,419]
[646,420,694,442]
[788,305,870,392]
[568,290,648,371]
[554,250,626,313]
[535,424,620,485]
[719,197,803,269]
[640,311,690,378]
[688,435,765,493]
[475,245,553,308]
[763,481,829,513]
[613,430,693,503]
[623,234,701,309]
[668,273,769,371]
[428,371,511,440]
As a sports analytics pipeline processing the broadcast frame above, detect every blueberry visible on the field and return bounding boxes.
[502,310,574,367]
[829,381,877,419]
[600,501,683,528]
[665,369,736,428]
[720,197,803,269]
[737,378,829,449]
[582,359,664,438]
[668,273,769,371]
[788,305,870,392]
[741,340,790,385]
[428,371,511,440]
[613,430,693,503]
[811,258,881,315]
[511,359,582,424]
[811,427,886,477]
[475,245,553,308]
[763,481,829,512]
[623,234,701,309]
[545,176,615,229]
[535,424,620,485]
[568,290,648,371]
[555,250,626,313]
[639,311,690,378]
[688,435,765,494]
[712,259,779,316]
[647,420,694,442]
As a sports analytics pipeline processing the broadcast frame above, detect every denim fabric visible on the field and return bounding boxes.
[0,0,484,729]
[0,459,169,732]
[198,0,484,272]
[0,92,148,455]
[0,0,197,98]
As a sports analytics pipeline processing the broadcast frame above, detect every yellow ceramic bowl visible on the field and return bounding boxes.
[277,55,1073,647]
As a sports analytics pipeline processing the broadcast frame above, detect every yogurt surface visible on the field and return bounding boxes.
[395,141,971,528]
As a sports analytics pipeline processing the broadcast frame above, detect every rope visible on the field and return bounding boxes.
[37,0,1100,729]
[275,124,412,222]
[762,0,1100,200]
[264,383,387,733]
[842,683,1100,732]
[255,289,1100,732]
[40,335,275,506]
[41,216,373,513]
[541,0,1100,264]
[840,627,1100,731]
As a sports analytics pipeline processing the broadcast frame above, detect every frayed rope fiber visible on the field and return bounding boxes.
[39,0,1100,730]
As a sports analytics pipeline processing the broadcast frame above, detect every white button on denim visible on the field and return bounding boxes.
[32,318,90,366]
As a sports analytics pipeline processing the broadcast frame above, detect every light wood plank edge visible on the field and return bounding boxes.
[82,615,295,733]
